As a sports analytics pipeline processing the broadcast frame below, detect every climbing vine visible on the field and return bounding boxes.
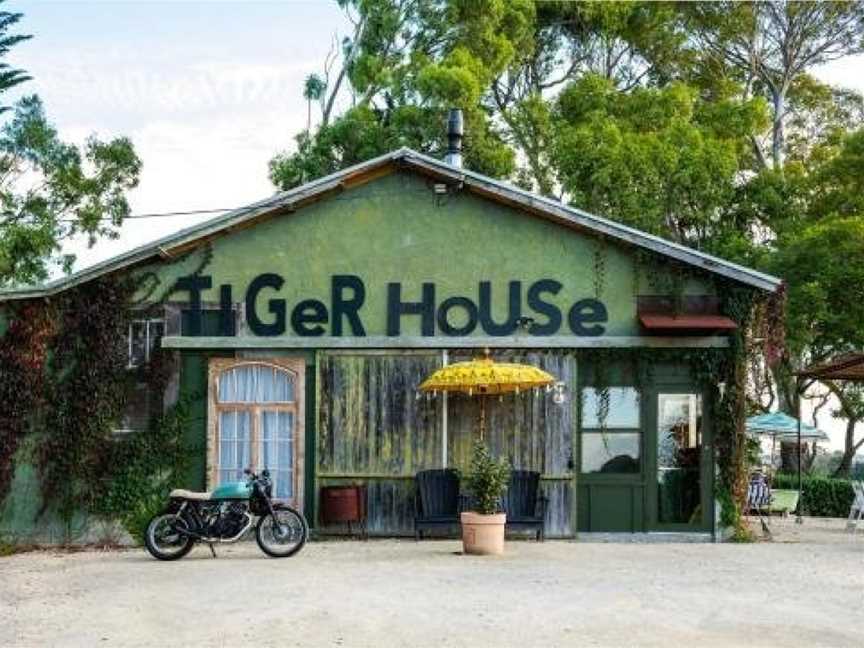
[37,277,136,521]
[0,302,55,503]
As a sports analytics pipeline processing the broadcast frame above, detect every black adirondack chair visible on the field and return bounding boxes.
[503,470,548,541]
[414,469,462,540]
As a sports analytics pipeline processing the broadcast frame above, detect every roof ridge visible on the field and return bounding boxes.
[0,147,780,300]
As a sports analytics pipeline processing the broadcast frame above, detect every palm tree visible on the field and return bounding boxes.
[303,74,326,132]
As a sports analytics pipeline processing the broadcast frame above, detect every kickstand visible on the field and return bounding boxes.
[208,543,217,558]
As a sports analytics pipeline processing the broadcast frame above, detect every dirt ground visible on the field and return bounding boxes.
[1,518,862,648]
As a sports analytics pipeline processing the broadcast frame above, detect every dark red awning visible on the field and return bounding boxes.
[638,314,738,332]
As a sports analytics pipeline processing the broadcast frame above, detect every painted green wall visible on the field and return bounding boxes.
[137,170,713,337]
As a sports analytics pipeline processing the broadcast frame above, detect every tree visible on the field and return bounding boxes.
[686,1,864,171]
[270,0,535,190]
[0,7,141,288]
[551,74,768,247]
[0,96,142,287]
[0,2,31,112]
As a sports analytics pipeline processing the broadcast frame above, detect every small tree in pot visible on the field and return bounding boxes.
[461,440,510,555]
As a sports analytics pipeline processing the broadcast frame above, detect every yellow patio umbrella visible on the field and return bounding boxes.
[419,355,556,439]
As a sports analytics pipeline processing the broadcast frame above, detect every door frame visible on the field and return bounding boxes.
[206,357,306,509]
[644,382,714,532]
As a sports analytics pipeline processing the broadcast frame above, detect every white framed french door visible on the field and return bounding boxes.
[207,358,305,507]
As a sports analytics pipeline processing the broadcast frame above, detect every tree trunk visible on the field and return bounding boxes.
[780,441,815,474]
[771,88,786,170]
[832,418,862,478]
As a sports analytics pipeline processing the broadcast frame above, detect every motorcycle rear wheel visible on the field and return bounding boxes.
[144,511,194,561]
[256,505,308,558]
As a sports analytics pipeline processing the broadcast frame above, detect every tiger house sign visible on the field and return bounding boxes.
[178,273,609,339]
[0,114,781,543]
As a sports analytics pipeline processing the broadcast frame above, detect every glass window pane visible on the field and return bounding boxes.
[657,394,703,524]
[260,410,294,499]
[129,321,146,367]
[218,365,295,403]
[218,410,251,484]
[581,433,640,473]
[582,387,640,428]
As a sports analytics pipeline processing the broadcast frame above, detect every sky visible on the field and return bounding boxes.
[6,1,864,452]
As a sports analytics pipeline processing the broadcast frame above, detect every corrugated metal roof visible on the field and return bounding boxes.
[0,147,782,301]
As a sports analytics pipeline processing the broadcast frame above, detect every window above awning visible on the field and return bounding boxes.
[638,314,738,333]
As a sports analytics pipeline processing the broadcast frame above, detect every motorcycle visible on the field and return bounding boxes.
[144,468,308,560]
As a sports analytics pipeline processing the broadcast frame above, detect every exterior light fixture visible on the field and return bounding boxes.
[515,316,535,333]
[433,183,448,195]
[552,381,567,405]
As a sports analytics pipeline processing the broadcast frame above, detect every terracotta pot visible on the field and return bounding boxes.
[460,511,506,556]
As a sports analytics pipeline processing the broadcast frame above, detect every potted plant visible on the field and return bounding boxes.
[461,439,510,555]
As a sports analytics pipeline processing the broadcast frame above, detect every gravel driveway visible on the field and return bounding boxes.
[2,521,862,647]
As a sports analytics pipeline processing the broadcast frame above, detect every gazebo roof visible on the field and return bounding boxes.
[797,353,864,381]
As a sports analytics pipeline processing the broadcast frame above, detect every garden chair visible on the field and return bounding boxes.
[746,472,773,537]
[414,469,463,540]
[846,480,864,534]
[502,470,548,541]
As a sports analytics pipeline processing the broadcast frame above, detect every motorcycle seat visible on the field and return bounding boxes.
[170,489,212,501]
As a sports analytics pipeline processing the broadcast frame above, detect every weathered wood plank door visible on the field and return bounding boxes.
[317,352,442,535]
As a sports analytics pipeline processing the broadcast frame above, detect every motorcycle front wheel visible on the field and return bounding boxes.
[256,504,308,558]
[144,511,194,561]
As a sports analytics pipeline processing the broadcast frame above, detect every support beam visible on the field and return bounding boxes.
[161,335,730,350]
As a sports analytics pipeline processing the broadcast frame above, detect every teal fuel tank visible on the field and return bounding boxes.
[211,481,251,500]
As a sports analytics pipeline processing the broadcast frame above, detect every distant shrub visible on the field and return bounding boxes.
[772,474,855,518]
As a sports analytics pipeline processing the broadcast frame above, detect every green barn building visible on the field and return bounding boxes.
[0,144,781,542]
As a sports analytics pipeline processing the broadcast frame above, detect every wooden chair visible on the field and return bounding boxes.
[414,469,462,540]
[503,470,548,541]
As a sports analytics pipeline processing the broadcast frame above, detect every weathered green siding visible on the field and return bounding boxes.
[135,170,713,337]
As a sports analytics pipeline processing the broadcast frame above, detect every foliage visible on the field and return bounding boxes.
[466,439,510,516]
[552,75,768,245]
[0,96,142,288]
[0,2,31,112]
[270,0,536,189]
[684,0,864,170]
[98,394,197,544]
[37,277,135,521]
[0,301,54,502]
[772,473,855,518]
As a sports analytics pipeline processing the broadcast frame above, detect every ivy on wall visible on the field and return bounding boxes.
[0,302,55,503]
[37,277,136,522]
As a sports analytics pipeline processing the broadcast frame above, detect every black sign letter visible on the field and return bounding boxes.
[569,298,608,336]
[292,299,328,337]
[246,273,286,336]
[527,279,562,335]
[478,281,521,336]
[175,274,212,337]
[387,283,435,336]
[331,275,366,336]
[437,296,479,336]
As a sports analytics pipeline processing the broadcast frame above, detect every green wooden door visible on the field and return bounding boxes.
[576,384,647,533]
[645,384,714,532]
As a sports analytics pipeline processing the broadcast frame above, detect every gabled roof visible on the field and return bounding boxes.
[0,147,781,301]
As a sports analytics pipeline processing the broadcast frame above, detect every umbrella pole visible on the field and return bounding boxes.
[479,396,486,441]
[796,377,803,525]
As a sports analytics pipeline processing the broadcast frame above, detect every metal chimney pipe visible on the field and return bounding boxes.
[444,108,463,168]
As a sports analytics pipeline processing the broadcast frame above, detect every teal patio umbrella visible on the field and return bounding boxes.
[746,412,829,443]
[746,412,829,478]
